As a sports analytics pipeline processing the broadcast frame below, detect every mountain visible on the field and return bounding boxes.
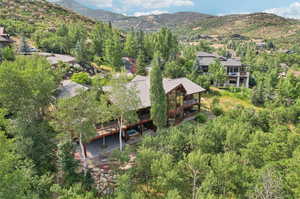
[54,0,211,31]
[0,0,95,36]
[176,12,300,42]
[55,0,125,22]
[113,12,211,31]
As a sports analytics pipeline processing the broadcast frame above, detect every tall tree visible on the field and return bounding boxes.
[108,74,141,151]
[124,31,138,58]
[154,28,178,61]
[150,52,167,129]
[0,132,37,199]
[73,39,90,65]
[208,59,227,87]
[136,49,147,75]
[0,56,58,121]
[104,31,122,69]
[19,36,30,54]
[51,90,109,174]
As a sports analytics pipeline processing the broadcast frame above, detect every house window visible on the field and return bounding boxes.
[202,66,208,73]
[229,79,237,84]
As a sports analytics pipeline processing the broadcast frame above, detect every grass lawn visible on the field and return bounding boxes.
[202,87,263,112]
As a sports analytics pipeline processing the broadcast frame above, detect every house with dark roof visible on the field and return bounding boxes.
[0,27,14,48]
[195,52,250,88]
[93,76,206,142]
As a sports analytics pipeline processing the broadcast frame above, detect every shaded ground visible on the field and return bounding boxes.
[86,134,120,159]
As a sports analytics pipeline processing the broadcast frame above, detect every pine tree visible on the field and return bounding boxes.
[124,31,138,58]
[136,50,147,75]
[150,52,167,129]
[104,31,122,69]
[19,36,30,54]
[74,39,89,64]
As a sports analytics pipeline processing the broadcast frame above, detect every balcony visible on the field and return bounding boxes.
[183,99,198,107]
[228,72,238,76]
[228,72,249,77]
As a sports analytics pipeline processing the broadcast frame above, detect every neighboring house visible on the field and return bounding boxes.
[93,75,206,142]
[56,80,89,99]
[0,27,14,48]
[195,52,250,88]
[38,52,76,66]
[122,57,137,74]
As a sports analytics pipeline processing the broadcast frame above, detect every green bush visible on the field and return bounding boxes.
[212,106,224,116]
[71,72,91,85]
[195,113,208,123]
[0,47,15,61]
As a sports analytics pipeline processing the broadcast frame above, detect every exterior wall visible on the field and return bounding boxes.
[197,64,250,88]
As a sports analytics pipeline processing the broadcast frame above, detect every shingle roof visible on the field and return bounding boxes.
[130,76,206,108]
[38,53,76,65]
[57,80,89,99]
[196,51,242,67]
[197,52,216,57]
[0,35,13,43]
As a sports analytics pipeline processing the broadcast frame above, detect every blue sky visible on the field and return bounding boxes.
[57,0,300,18]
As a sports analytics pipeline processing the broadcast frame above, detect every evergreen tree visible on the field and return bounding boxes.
[74,39,89,64]
[153,28,178,62]
[104,31,122,69]
[19,36,30,54]
[136,49,147,75]
[124,31,138,58]
[150,52,167,129]
[91,23,106,57]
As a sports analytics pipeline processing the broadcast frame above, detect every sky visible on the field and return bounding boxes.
[54,0,300,18]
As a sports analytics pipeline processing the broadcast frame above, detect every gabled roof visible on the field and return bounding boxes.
[38,53,76,65]
[196,51,242,67]
[130,76,206,108]
[57,80,89,99]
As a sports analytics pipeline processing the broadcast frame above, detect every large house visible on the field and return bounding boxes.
[92,76,206,142]
[0,27,14,48]
[195,52,250,88]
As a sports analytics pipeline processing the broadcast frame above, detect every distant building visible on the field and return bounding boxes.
[195,52,250,88]
[0,27,14,48]
[37,52,76,66]
[122,57,137,74]
[56,80,89,99]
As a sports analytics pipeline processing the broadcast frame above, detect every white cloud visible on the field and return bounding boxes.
[218,11,250,16]
[264,2,300,19]
[123,0,194,9]
[134,10,169,16]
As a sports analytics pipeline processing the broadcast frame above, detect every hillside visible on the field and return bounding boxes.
[56,0,125,22]
[114,12,211,31]
[0,0,95,36]
[54,0,211,31]
[177,13,300,41]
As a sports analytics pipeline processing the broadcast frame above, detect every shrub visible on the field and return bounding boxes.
[0,47,15,61]
[195,113,208,123]
[212,106,224,116]
[71,72,91,85]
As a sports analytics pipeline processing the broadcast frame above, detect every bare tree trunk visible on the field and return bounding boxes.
[79,133,87,175]
[118,116,123,151]
[192,171,197,199]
